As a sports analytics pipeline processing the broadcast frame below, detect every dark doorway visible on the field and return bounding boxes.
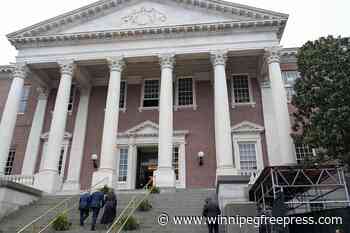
[136,146,158,189]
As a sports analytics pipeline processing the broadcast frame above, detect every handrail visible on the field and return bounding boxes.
[107,180,155,233]
[17,177,109,233]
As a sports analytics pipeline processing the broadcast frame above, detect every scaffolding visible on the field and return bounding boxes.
[249,165,350,215]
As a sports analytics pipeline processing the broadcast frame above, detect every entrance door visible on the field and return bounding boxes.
[136,147,158,189]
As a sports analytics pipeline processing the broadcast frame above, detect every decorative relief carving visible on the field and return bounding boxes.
[159,54,175,69]
[58,60,75,77]
[108,57,125,72]
[12,63,28,80]
[122,7,167,26]
[265,46,282,64]
[210,50,227,66]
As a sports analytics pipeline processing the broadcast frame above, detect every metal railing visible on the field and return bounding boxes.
[17,177,109,233]
[106,180,155,233]
[0,175,35,186]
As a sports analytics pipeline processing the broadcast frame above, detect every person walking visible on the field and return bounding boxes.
[202,197,221,233]
[79,191,91,226]
[101,190,117,228]
[90,189,106,231]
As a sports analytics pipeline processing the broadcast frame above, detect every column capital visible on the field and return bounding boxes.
[264,46,282,64]
[58,60,75,76]
[159,54,175,69]
[108,57,125,72]
[12,63,29,80]
[210,50,228,66]
[36,87,49,100]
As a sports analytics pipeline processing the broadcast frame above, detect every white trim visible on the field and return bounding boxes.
[139,78,160,112]
[231,121,264,172]
[230,73,256,108]
[174,76,197,111]
[115,121,187,190]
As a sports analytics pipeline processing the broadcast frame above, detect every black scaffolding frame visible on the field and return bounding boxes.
[249,165,350,214]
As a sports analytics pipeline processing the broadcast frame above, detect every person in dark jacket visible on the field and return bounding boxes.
[79,192,91,226]
[202,197,221,233]
[100,190,117,228]
[90,190,106,231]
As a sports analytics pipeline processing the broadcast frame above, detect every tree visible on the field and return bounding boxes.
[292,36,350,166]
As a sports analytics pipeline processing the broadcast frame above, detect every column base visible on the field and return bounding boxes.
[61,180,81,194]
[34,170,62,194]
[91,169,117,191]
[216,166,235,177]
[154,167,176,188]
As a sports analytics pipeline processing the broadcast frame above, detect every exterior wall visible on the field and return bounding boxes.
[0,76,39,175]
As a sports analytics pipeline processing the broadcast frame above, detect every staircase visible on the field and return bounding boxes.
[0,189,218,233]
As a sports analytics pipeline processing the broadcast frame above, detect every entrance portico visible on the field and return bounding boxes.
[0,0,296,194]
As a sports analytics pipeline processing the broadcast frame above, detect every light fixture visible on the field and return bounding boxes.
[198,151,205,166]
[91,154,99,169]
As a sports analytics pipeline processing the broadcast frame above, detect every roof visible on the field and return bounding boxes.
[6,0,289,48]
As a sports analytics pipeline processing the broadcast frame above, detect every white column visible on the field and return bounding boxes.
[92,57,125,188]
[62,87,91,192]
[22,88,49,175]
[154,54,176,189]
[260,80,281,166]
[0,64,27,174]
[265,47,296,165]
[34,60,75,193]
[210,51,235,176]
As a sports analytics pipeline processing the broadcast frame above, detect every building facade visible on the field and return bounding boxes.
[0,0,300,194]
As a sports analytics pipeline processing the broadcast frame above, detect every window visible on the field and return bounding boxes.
[172,147,179,180]
[68,85,76,112]
[285,85,295,102]
[19,86,31,113]
[238,143,257,170]
[118,148,129,182]
[143,79,160,107]
[282,71,300,84]
[295,143,314,163]
[119,81,127,109]
[57,149,65,176]
[177,77,194,106]
[231,75,252,104]
[4,148,16,175]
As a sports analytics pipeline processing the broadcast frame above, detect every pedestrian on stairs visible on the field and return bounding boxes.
[101,190,117,229]
[90,189,106,231]
[78,191,91,226]
[202,197,221,233]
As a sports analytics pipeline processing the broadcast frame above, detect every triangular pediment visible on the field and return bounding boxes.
[231,121,264,134]
[124,120,159,135]
[8,0,288,39]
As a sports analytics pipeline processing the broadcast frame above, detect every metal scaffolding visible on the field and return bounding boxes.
[249,165,350,215]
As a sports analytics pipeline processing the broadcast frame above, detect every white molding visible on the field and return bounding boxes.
[115,120,188,190]
[230,73,256,108]
[231,121,264,134]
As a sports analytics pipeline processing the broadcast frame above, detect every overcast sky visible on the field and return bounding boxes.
[0,0,349,64]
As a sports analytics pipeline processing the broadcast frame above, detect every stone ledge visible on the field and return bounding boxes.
[0,180,43,197]
[216,175,250,193]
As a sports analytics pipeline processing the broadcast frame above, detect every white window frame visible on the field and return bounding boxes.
[119,80,127,112]
[172,146,180,181]
[18,85,31,114]
[230,74,255,108]
[294,143,316,164]
[117,147,129,183]
[174,76,197,110]
[282,71,300,103]
[139,78,160,111]
[5,148,16,175]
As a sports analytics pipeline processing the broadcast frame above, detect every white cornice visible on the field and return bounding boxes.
[0,65,14,73]
[7,0,288,48]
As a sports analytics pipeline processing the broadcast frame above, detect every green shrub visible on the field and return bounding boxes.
[99,185,112,194]
[120,216,140,231]
[52,213,71,231]
[138,199,152,212]
[150,186,160,194]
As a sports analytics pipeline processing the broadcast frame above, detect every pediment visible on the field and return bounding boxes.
[231,121,264,134]
[123,120,159,135]
[8,0,288,39]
